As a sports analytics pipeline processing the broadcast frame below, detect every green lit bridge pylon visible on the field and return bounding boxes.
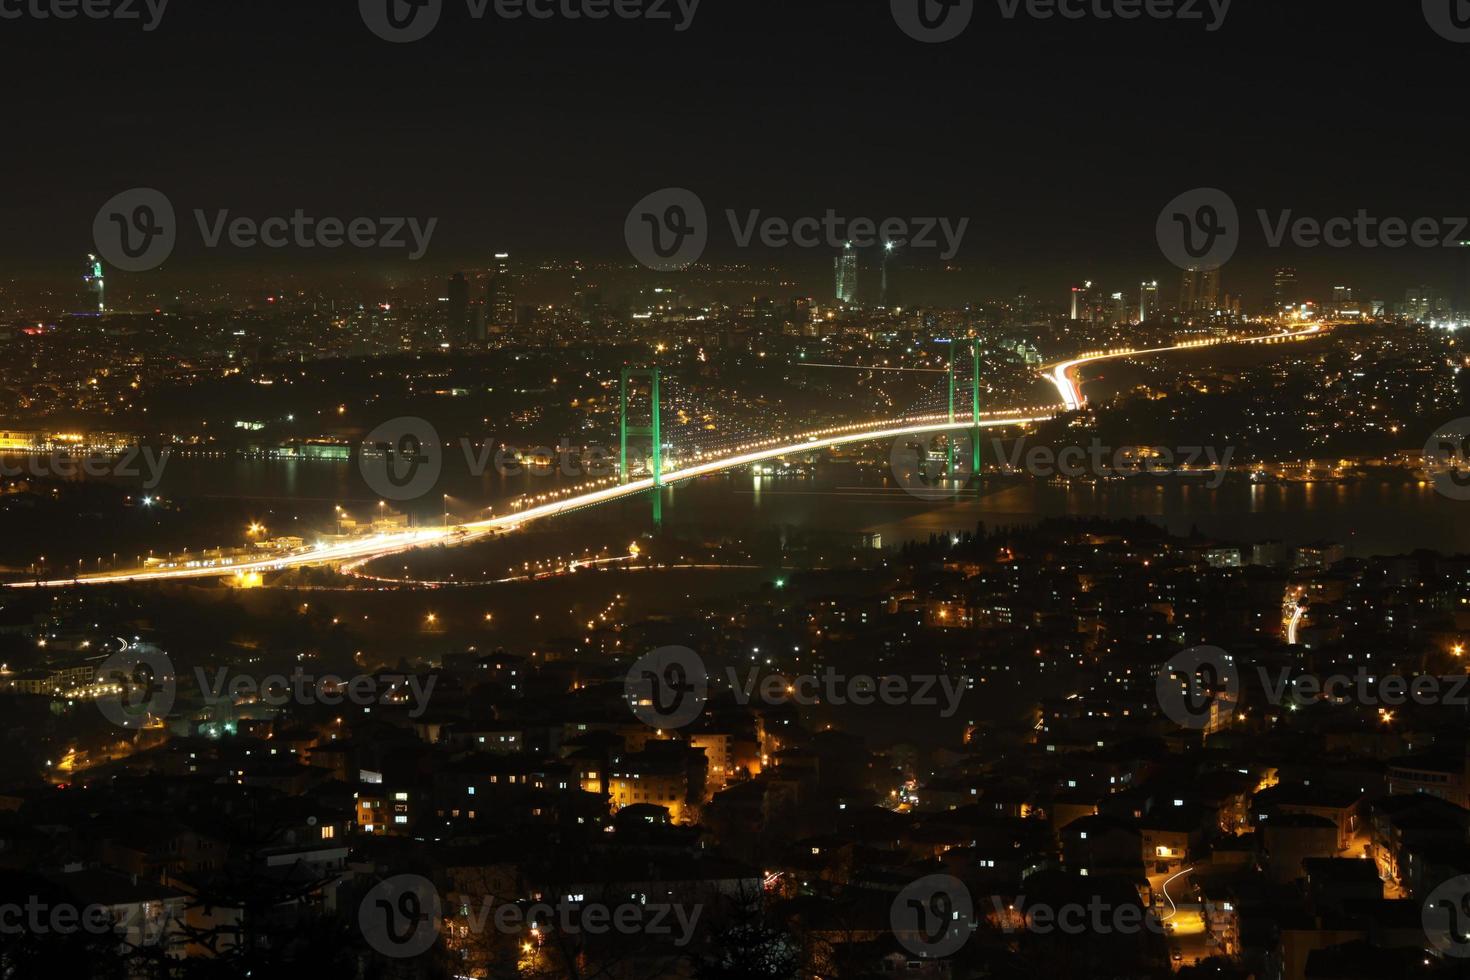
[619,367,663,527]
[946,338,985,484]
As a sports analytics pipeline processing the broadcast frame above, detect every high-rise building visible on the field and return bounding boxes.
[486,252,515,330]
[1109,292,1128,325]
[880,241,898,308]
[1273,267,1298,312]
[1070,281,1093,321]
[1455,241,1470,314]
[83,254,105,313]
[1180,267,1220,312]
[834,243,859,305]
[1404,286,1436,321]
[445,272,470,343]
[1139,281,1159,322]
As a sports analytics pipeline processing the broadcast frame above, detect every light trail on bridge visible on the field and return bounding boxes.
[1044,324,1323,411]
[6,327,1328,590]
[6,412,1047,589]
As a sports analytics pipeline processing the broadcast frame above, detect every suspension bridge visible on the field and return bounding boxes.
[4,325,1323,589]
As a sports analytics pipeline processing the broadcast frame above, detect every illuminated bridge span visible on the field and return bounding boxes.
[1045,324,1323,411]
[6,326,1326,589]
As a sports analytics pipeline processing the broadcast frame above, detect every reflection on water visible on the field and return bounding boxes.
[55,454,1470,560]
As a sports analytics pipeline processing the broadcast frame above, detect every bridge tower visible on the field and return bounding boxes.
[946,339,984,484]
[619,367,663,527]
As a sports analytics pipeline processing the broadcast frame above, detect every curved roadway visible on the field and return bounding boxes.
[7,324,1325,589]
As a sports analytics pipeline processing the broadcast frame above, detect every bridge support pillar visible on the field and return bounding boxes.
[620,367,662,528]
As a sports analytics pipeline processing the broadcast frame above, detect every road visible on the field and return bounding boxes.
[6,326,1326,589]
[5,412,1047,588]
[1045,324,1322,410]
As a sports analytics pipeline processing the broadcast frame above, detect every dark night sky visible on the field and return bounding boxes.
[2,0,1465,301]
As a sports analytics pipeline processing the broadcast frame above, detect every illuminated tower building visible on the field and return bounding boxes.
[1139,281,1159,322]
[834,243,859,305]
[486,252,515,331]
[1455,241,1470,315]
[1109,292,1127,325]
[84,254,105,313]
[445,272,470,343]
[881,241,898,308]
[1180,267,1220,312]
[1273,267,1298,313]
[1070,281,1093,321]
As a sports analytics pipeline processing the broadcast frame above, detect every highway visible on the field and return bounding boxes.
[1045,324,1322,410]
[5,412,1047,588]
[6,326,1326,589]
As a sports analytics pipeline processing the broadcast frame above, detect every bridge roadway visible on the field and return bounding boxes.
[6,325,1325,589]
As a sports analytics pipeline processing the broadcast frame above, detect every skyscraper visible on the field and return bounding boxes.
[83,254,105,313]
[880,241,898,308]
[1070,282,1093,321]
[486,252,515,331]
[834,243,858,305]
[1139,281,1159,323]
[1180,267,1220,312]
[1273,267,1298,313]
[445,272,470,343]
